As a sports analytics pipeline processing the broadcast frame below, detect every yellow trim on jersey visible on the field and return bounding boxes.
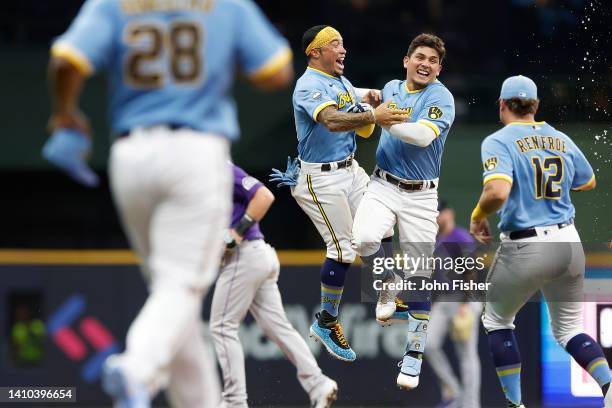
[306,66,340,80]
[50,42,94,76]
[508,121,546,126]
[496,367,521,377]
[404,82,424,94]
[483,174,513,185]
[307,175,343,263]
[250,47,293,81]
[321,284,343,294]
[417,119,441,137]
[572,174,595,191]
[313,100,337,122]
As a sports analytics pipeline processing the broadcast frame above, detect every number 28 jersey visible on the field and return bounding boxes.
[481,121,595,232]
[51,0,291,140]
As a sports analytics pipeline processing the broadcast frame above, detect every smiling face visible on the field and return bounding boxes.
[310,38,346,76]
[404,46,442,90]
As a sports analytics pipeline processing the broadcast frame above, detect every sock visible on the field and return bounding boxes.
[360,244,394,282]
[320,258,350,318]
[405,300,430,359]
[488,329,522,406]
[566,333,612,389]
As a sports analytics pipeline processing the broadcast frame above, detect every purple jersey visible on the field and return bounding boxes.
[232,165,264,241]
[433,226,477,300]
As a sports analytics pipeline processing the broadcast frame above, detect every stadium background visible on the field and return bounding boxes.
[0,0,610,407]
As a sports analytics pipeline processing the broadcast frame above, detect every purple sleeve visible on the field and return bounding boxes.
[233,165,264,201]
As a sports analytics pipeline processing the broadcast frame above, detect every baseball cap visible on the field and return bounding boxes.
[499,75,538,100]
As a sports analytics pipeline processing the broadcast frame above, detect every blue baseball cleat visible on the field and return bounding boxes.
[102,355,150,408]
[309,313,356,362]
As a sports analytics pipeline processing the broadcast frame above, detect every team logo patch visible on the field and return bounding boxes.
[483,157,498,171]
[428,106,443,119]
[241,176,259,191]
[312,91,322,100]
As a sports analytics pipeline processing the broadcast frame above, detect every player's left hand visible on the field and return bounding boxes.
[269,156,300,187]
[42,128,100,187]
[360,89,382,107]
[470,218,492,244]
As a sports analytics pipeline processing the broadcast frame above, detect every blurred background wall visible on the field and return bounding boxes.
[0,0,610,249]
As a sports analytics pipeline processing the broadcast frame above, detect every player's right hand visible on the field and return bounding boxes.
[374,101,408,127]
[470,218,492,244]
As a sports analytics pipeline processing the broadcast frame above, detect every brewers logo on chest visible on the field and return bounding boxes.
[337,91,355,109]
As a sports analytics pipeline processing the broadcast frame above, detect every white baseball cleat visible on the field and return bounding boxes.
[102,354,150,408]
[396,372,419,390]
[375,273,402,321]
[310,377,338,408]
[604,382,612,408]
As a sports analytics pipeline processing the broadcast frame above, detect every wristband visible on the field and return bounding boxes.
[470,203,489,221]
[235,214,256,237]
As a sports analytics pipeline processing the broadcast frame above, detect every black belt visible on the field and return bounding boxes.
[508,219,574,240]
[118,123,192,138]
[375,168,436,191]
[321,156,353,172]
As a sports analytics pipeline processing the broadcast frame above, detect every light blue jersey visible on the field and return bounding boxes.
[376,80,455,180]
[293,67,359,163]
[481,121,595,231]
[52,0,291,139]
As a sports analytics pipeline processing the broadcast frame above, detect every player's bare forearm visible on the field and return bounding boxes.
[317,106,374,132]
[48,57,90,133]
[245,186,275,222]
[477,179,512,214]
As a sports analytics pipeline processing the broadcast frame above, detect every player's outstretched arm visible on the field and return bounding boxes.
[47,57,90,135]
[317,101,405,132]
[384,122,437,147]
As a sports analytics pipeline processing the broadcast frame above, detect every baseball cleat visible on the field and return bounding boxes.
[102,354,150,408]
[376,273,403,321]
[604,382,611,408]
[506,400,525,408]
[377,299,410,326]
[310,377,338,408]
[309,313,356,362]
[396,353,422,391]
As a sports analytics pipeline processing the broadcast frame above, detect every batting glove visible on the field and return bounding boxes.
[269,156,300,188]
[42,128,99,188]
[347,102,374,113]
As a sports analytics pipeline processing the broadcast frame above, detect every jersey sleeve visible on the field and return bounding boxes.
[233,165,264,202]
[293,80,337,122]
[235,0,292,81]
[50,0,117,75]
[415,86,455,137]
[567,137,595,190]
[481,136,514,185]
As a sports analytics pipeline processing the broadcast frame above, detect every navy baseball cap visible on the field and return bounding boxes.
[500,75,537,100]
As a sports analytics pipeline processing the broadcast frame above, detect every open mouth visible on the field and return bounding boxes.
[336,57,345,70]
[416,68,430,78]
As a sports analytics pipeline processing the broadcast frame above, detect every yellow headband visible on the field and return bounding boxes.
[305,26,342,56]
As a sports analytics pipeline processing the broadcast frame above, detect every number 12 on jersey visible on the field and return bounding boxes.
[531,156,563,200]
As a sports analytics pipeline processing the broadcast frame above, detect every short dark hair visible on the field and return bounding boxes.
[503,97,540,116]
[302,25,329,55]
[407,33,446,63]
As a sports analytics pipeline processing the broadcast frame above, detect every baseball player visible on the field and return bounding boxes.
[47,0,293,406]
[352,33,455,390]
[425,199,482,408]
[210,164,338,408]
[470,75,611,408]
[290,25,406,362]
